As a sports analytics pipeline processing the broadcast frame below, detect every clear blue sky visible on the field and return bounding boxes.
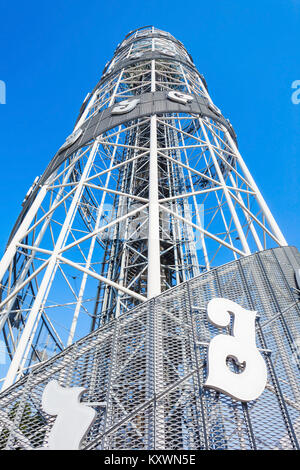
[0,0,299,252]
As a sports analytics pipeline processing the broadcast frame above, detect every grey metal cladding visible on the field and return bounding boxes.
[1,246,300,450]
[6,91,236,245]
[46,91,237,185]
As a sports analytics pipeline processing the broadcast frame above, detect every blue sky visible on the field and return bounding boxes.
[0,0,299,252]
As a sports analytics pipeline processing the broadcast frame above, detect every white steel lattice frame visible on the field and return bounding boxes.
[0,26,287,391]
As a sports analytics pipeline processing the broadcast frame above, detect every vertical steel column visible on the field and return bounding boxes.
[147,55,161,298]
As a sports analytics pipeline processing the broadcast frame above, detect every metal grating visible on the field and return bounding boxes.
[0,246,299,450]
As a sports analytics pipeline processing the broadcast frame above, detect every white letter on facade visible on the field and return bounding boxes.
[167,91,194,105]
[111,98,140,115]
[41,380,96,450]
[204,298,267,402]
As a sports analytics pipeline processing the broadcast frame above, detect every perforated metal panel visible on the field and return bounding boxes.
[0,246,299,450]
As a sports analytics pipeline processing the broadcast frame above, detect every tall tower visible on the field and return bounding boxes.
[0,27,299,450]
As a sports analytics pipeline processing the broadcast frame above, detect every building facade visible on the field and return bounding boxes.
[0,27,299,450]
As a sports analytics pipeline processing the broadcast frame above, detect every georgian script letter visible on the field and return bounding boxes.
[167,91,194,105]
[204,298,267,402]
[111,98,140,115]
[41,380,96,450]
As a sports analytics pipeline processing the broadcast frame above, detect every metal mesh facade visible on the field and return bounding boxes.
[0,245,299,450]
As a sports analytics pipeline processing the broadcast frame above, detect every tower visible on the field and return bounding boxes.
[0,26,299,450]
